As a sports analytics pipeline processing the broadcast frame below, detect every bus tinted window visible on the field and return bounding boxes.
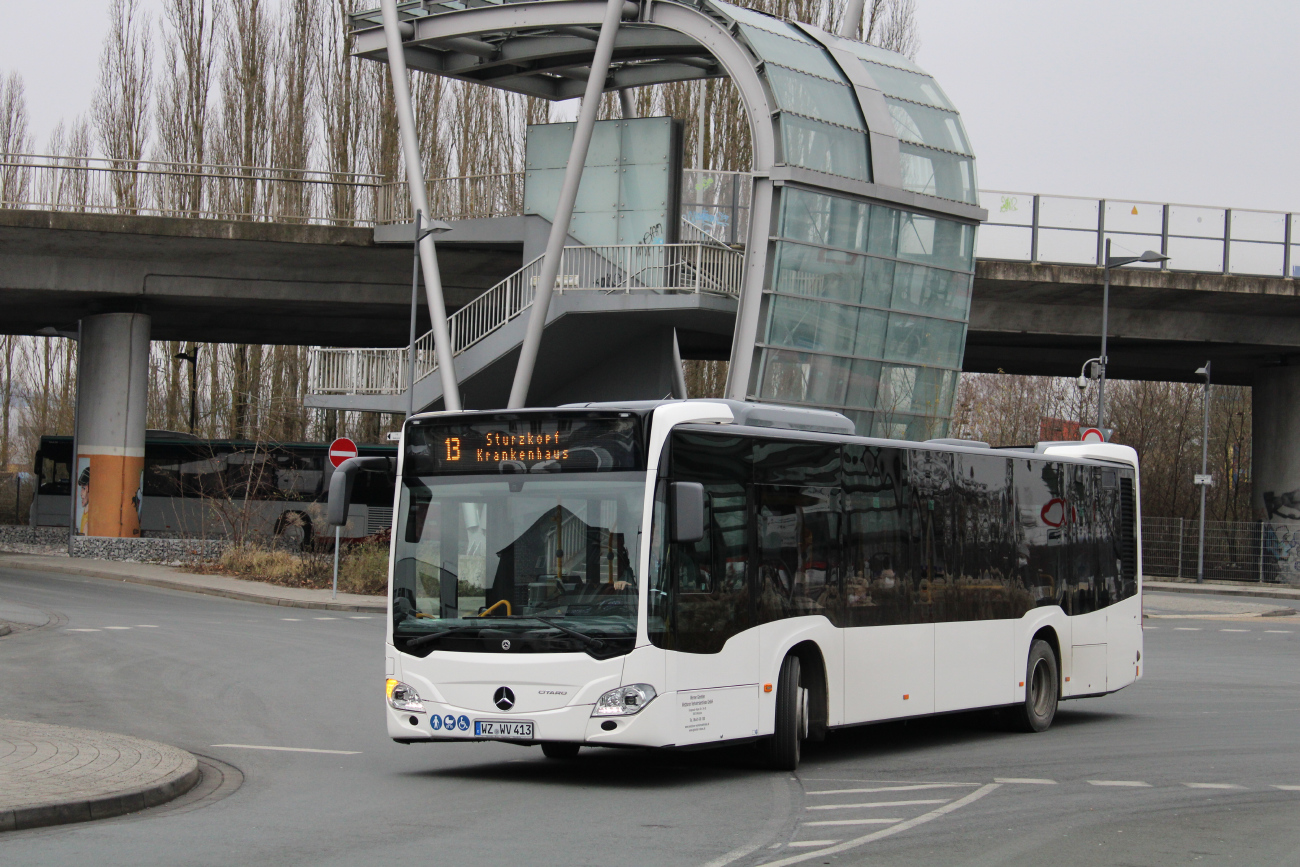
[843,445,915,627]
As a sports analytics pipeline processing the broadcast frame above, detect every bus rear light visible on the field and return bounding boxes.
[593,684,657,716]
[386,679,426,713]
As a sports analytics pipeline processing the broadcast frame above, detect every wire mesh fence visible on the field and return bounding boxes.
[1143,516,1300,585]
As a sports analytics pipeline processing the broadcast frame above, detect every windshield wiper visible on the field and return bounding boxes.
[528,616,606,651]
[402,625,483,649]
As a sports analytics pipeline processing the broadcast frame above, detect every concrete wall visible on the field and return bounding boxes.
[1254,365,1300,522]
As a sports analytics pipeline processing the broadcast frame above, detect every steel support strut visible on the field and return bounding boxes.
[381,0,461,412]
[508,0,627,408]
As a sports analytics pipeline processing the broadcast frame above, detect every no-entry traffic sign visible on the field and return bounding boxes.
[328,437,358,468]
[1081,428,1107,443]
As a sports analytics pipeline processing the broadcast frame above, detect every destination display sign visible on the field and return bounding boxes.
[405,414,643,476]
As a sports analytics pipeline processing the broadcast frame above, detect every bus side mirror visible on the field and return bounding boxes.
[327,456,394,527]
[670,481,705,544]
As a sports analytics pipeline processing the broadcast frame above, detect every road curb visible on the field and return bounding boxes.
[1,721,201,833]
[0,556,386,613]
[1145,580,1300,603]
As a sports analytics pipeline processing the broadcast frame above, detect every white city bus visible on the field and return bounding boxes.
[353,400,1141,769]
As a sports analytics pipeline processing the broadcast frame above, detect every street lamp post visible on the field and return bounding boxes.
[1096,240,1169,431]
[406,211,453,420]
[1195,361,1213,584]
[172,344,199,433]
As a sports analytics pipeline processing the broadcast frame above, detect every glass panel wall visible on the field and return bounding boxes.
[752,187,976,439]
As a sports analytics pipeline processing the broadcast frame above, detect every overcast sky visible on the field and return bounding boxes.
[4,0,1298,213]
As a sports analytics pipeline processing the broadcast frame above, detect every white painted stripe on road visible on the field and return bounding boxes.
[806,799,948,811]
[281,618,302,621]
[103,626,132,630]
[806,783,975,795]
[1183,783,1244,789]
[314,617,339,621]
[786,841,837,847]
[1174,627,1201,631]
[1265,630,1294,634]
[758,784,1000,867]
[803,818,902,827]
[1220,629,1249,632]
[995,778,1057,784]
[1088,780,1152,787]
[349,616,372,619]
[65,628,101,632]
[211,744,361,755]
[1272,785,1300,791]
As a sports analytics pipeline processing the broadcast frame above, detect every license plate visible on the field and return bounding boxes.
[474,720,534,739]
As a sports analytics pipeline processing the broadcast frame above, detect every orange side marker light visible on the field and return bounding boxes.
[763,683,773,693]
[903,694,909,700]
[1065,676,1071,682]
[1019,681,1024,687]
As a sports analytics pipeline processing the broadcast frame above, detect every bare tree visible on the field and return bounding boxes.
[318,0,367,224]
[214,0,273,219]
[155,0,217,216]
[270,0,319,221]
[0,71,33,206]
[93,0,154,212]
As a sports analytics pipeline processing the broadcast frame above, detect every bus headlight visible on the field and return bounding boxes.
[386,678,425,713]
[593,684,657,716]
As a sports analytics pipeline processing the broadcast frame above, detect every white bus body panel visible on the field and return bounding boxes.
[934,620,1014,712]
[844,623,934,721]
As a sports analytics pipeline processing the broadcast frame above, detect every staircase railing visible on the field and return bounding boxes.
[309,241,744,397]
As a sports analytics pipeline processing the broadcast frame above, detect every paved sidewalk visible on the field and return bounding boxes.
[1146,579,1300,603]
[0,719,199,832]
[0,553,386,613]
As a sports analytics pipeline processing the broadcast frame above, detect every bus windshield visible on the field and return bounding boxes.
[392,473,646,658]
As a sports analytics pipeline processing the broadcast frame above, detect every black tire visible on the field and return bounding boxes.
[541,742,581,759]
[1010,639,1059,733]
[765,655,807,770]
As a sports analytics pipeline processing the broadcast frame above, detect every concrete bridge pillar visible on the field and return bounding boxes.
[1253,365,1300,522]
[74,313,151,538]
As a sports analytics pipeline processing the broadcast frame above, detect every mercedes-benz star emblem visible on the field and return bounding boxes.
[494,687,515,711]
[501,639,511,651]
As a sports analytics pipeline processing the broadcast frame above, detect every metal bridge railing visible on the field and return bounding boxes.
[0,153,384,227]
[980,190,1299,279]
[1143,516,1300,584]
[310,240,745,397]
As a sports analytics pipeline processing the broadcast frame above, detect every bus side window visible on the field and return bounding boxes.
[843,445,909,627]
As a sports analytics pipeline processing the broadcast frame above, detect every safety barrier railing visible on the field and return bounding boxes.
[375,171,525,223]
[0,153,384,227]
[1143,516,1300,584]
[309,241,744,396]
[979,190,1299,279]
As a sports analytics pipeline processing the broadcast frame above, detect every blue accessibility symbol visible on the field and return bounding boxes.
[457,715,470,732]
[443,714,456,730]
[430,714,443,731]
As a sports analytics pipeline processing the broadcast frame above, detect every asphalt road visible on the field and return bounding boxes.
[1,565,1298,867]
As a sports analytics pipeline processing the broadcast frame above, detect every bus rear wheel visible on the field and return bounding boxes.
[1011,639,1059,733]
[541,742,581,759]
[766,655,808,770]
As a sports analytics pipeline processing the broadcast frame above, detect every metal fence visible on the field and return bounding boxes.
[0,153,384,227]
[376,171,525,224]
[979,190,1299,278]
[1143,516,1300,584]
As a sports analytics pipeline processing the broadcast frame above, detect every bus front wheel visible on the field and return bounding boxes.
[766,655,808,770]
[1011,639,1059,733]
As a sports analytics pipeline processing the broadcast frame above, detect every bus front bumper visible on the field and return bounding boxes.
[387,696,672,747]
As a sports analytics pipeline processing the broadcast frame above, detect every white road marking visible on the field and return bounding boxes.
[995,778,1057,784]
[1145,626,1159,629]
[806,783,975,795]
[803,818,902,827]
[65,628,101,632]
[806,799,948,811]
[757,784,1000,867]
[103,626,132,630]
[349,616,371,620]
[281,618,302,621]
[210,744,361,755]
[1265,630,1294,634]
[314,617,339,621]
[1272,785,1300,791]
[786,841,838,847]
[1174,627,1201,631]
[135,625,158,628]
[1088,780,1152,787]
[1183,783,1244,789]
[1220,629,1249,632]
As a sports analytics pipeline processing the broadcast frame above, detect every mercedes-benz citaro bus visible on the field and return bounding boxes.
[329,400,1142,770]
